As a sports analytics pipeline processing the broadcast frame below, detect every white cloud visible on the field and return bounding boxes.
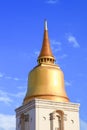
[5,76,12,80]
[0,90,12,105]
[45,0,58,4]
[0,89,25,105]
[18,86,26,90]
[0,114,15,130]
[0,72,21,81]
[52,47,61,53]
[51,40,61,45]
[16,92,25,98]
[80,119,87,130]
[0,72,4,78]
[0,97,12,105]
[66,34,80,48]
[11,92,25,98]
[51,40,62,53]
[5,76,20,81]
[13,77,20,81]
[34,51,40,57]
[65,81,72,87]
[58,54,68,60]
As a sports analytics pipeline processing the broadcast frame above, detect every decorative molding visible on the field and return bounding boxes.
[16,98,80,117]
[43,116,46,120]
[64,114,67,121]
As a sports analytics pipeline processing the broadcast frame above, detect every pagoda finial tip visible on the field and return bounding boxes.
[44,19,48,30]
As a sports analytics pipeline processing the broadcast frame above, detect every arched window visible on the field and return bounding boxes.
[19,113,29,130]
[50,110,64,130]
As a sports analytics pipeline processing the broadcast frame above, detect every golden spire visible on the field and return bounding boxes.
[37,20,55,64]
[23,20,69,104]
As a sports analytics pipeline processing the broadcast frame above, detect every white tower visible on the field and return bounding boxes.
[15,21,80,130]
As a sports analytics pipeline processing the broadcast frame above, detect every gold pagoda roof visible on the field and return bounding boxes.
[23,20,69,104]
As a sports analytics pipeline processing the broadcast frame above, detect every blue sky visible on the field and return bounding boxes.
[0,0,87,129]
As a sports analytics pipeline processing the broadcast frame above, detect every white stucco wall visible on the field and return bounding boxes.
[16,98,80,130]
